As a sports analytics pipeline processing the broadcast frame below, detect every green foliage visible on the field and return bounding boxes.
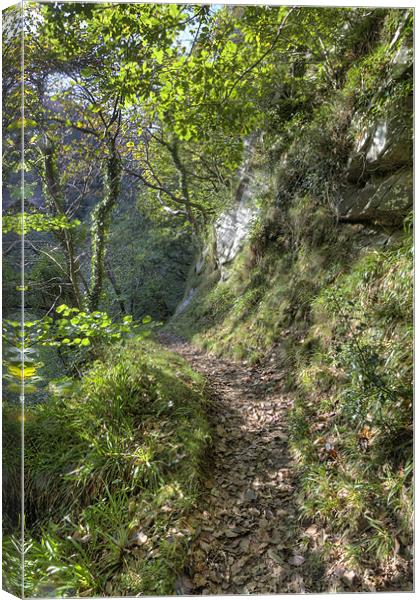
[3,532,95,598]
[105,200,196,321]
[3,339,210,597]
[342,9,412,119]
[2,307,152,399]
[2,212,80,235]
[4,306,145,351]
[2,404,22,534]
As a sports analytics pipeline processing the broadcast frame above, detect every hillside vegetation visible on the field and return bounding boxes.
[2,4,412,596]
[3,339,210,596]
[168,8,413,587]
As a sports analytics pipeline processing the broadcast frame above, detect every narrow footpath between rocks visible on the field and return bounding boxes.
[160,334,312,595]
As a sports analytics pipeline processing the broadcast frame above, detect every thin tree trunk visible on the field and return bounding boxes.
[169,137,199,234]
[87,139,122,311]
[42,144,83,309]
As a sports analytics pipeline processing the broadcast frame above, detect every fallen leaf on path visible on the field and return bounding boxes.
[268,549,284,564]
[239,537,250,552]
[243,488,257,501]
[175,574,194,594]
[193,574,207,587]
[341,570,357,587]
[269,531,286,545]
[305,524,318,537]
[225,529,241,538]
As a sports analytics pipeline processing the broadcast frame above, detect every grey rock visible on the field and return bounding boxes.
[337,168,412,225]
[243,488,257,501]
[214,138,268,276]
[174,288,197,315]
[175,574,195,595]
[341,569,357,588]
[288,554,305,566]
[347,99,412,184]
[195,246,210,275]
[215,185,258,269]
[390,43,412,79]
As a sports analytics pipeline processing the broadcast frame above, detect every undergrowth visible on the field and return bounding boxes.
[168,10,413,586]
[290,227,413,586]
[3,338,210,597]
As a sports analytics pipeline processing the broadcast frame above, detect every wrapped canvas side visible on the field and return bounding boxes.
[2,3,24,598]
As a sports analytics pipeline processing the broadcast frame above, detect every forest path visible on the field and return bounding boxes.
[160,334,311,595]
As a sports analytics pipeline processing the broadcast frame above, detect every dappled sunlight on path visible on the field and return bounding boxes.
[160,334,316,595]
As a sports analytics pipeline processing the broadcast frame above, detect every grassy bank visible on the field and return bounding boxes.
[3,338,211,597]
[290,227,413,587]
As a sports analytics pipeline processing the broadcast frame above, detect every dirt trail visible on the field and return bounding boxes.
[161,335,311,595]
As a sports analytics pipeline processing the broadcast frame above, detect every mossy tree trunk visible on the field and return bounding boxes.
[105,257,126,315]
[41,143,83,309]
[87,139,122,311]
[168,137,198,234]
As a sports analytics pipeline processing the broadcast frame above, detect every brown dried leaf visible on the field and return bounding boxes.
[268,548,284,564]
[132,531,149,545]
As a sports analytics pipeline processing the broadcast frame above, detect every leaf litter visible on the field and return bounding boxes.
[162,335,310,594]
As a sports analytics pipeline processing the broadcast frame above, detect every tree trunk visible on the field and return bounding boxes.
[42,144,83,309]
[169,137,199,234]
[87,139,121,311]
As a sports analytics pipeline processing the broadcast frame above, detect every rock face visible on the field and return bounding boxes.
[213,144,269,277]
[346,98,412,184]
[174,288,196,315]
[174,162,262,314]
[337,168,412,226]
[215,180,258,274]
[337,41,412,226]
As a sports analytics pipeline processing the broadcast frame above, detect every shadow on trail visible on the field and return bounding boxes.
[159,333,328,595]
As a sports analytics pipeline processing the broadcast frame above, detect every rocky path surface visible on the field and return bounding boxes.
[161,335,310,595]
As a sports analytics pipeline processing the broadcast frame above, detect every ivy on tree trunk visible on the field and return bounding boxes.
[87,140,121,311]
